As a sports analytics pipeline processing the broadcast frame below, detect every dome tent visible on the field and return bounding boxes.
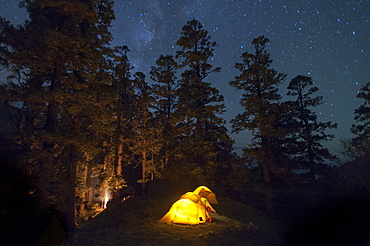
[158,198,207,225]
[159,186,217,225]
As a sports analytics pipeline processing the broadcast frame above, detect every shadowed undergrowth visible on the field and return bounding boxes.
[67,195,288,246]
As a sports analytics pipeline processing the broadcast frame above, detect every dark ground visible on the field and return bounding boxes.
[66,195,288,246]
[275,191,370,246]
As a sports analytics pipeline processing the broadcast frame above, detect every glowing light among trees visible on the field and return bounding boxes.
[102,187,112,209]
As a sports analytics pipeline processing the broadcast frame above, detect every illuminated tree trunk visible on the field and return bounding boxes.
[142,140,147,196]
[79,165,89,215]
[86,171,94,208]
[116,139,123,176]
[64,144,78,233]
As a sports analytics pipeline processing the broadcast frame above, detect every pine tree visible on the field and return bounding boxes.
[230,36,286,211]
[286,75,337,181]
[342,82,370,159]
[0,0,116,232]
[352,83,370,145]
[174,19,230,186]
[150,55,178,175]
[131,71,158,195]
[111,46,136,178]
[230,36,286,183]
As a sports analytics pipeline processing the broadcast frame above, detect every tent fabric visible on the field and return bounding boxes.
[180,192,201,204]
[193,186,218,204]
[159,186,217,225]
[200,197,217,214]
[158,199,206,225]
[193,186,212,195]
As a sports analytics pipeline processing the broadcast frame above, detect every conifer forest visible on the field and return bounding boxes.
[0,1,369,245]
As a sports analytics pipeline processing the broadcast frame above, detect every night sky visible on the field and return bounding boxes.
[1,0,369,159]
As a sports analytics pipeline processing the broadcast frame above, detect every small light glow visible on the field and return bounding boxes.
[102,187,111,209]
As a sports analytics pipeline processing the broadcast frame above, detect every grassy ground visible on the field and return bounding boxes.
[66,195,288,246]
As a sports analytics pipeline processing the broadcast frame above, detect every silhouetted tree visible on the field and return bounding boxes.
[174,19,231,186]
[131,72,159,195]
[341,82,370,159]
[110,45,136,181]
[286,75,337,182]
[230,36,286,211]
[150,55,178,176]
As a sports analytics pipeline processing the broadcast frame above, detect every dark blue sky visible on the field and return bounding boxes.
[1,0,369,159]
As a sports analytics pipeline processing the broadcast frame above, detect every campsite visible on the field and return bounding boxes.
[65,186,288,246]
[63,184,370,246]
[1,1,370,245]
[5,178,370,246]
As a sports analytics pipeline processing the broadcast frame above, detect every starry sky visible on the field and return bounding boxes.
[1,0,369,159]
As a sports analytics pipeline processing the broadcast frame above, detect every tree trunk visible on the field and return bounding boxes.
[262,164,274,212]
[116,140,123,176]
[262,164,271,185]
[142,140,147,197]
[86,171,93,206]
[63,144,78,233]
[45,60,62,132]
[79,165,89,215]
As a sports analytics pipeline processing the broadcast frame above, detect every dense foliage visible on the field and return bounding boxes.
[0,1,367,243]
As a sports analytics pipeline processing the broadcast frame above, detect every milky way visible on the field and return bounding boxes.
[1,0,369,158]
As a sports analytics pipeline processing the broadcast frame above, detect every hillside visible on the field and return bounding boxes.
[66,195,288,246]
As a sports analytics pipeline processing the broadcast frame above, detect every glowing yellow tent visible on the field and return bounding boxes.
[193,186,218,214]
[193,186,218,204]
[159,186,218,225]
[158,198,207,225]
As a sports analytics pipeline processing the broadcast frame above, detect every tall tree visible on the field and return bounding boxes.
[352,82,370,139]
[341,82,370,159]
[150,55,178,175]
[230,36,286,211]
[286,75,337,181]
[174,19,229,186]
[111,45,136,179]
[131,71,158,195]
[0,0,116,232]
